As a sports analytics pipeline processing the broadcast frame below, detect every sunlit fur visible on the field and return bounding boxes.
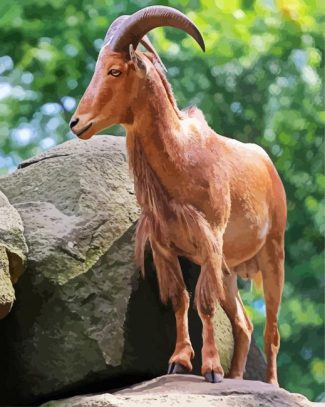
[71,45,286,384]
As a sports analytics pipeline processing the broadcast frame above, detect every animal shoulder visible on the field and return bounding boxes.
[180,106,213,142]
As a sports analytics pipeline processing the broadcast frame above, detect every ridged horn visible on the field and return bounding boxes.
[104,15,129,45]
[109,5,205,53]
[104,15,167,71]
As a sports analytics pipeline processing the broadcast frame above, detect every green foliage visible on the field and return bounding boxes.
[0,0,324,401]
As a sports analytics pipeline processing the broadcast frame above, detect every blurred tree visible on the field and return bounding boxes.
[0,0,323,401]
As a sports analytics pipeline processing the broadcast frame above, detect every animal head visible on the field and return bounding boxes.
[70,6,205,139]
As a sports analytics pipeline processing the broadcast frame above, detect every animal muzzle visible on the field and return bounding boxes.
[69,117,93,139]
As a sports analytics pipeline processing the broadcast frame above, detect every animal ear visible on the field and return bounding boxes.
[129,44,147,77]
[140,36,167,72]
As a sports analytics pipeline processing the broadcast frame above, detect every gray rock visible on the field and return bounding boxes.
[40,375,318,407]
[0,246,14,319]
[0,136,265,405]
[0,190,28,318]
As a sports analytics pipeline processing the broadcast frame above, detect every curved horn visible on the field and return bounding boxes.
[104,15,129,45]
[109,5,205,53]
[104,15,167,71]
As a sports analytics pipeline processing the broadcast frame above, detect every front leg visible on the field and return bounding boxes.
[195,230,225,383]
[198,306,224,383]
[221,272,253,380]
[151,240,194,373]
[168,289,195,373]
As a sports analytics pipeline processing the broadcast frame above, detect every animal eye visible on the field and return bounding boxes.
[108,69,121,77]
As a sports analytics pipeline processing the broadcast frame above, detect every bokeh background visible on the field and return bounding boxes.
[0,0,324,401]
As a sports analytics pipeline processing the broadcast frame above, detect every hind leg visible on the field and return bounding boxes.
[151,241,194,373]
[257,234,285,385]
[220,272,253,379]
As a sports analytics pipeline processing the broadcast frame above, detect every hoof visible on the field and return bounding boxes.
[204,371,223,383]
[167,362,189,375]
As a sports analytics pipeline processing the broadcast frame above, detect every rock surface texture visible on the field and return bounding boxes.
[0,136,265,406]
[0,190,28,319]
[41,375,319,407]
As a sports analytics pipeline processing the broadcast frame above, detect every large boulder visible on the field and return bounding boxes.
[0,191,28,319]
[0,136,265,405]
[41,375,317,407]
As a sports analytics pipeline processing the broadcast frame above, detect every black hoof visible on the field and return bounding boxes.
[204,371,223,383]
[167,362,189,374]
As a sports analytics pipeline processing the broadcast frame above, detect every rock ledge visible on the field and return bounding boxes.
[41,375,319,407]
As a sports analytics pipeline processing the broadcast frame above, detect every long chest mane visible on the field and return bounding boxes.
[129,135,217,273]
[130,136,172,221]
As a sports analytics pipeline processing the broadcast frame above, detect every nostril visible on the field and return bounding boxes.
[69,118,79,129]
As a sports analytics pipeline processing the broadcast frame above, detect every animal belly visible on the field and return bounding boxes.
[223,215,269,267]
[153,193,270,268]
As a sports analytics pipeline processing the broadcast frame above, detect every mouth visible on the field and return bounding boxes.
[76,122,93,138]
